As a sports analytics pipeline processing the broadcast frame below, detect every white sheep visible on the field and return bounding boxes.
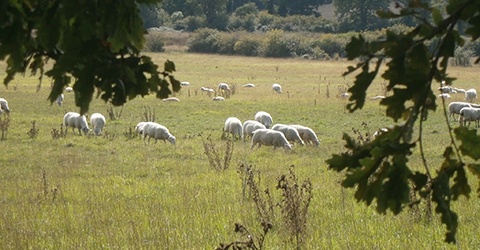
[370,95,386,100]
[438,86,453,93]
[453,87,465,94]
[0,98,11,114]
[162,97,180,102]
[242,120,266,140]
[448,102,472,121]
[465,88,477,103]
[65,87,73,92]
[224,117,243,139]
[271,124,305,146]
[180,81,190,86]
[437,93,451,99]
[90,113,106,136]
[340,92,350,98]
[218,82,230,92]
[212,96,225,101]
[459,107,480,127]
[63,112,90,135]
[56,94,64,106]
[289,124,320,146]
[243,83,255,88]
[201,87,215,93]
[135,122,148,137]
[272,83,282,93]
[251,129,292,151]
[143,122,176,145]
[254,111,273,128]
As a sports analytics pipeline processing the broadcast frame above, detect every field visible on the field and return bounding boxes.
[0,52,479,249]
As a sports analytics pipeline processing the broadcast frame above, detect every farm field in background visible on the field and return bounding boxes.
[0,52,479,249]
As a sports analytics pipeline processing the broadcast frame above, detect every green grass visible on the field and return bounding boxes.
[0,52,478,249]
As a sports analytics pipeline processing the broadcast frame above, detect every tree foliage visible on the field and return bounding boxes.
[333,0,390,31]
[0,0,180,114]
[326,0,480,244]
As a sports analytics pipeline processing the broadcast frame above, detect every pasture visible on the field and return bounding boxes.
[0,52,479,249]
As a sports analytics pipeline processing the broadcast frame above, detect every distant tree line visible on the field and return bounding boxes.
[138,0,446,33]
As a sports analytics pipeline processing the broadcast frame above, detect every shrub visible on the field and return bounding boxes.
[144,32,165,52]
[234,36,262,56]
[187,28,220,53]
[261,30,294,58]
[311,35,348,58]
[228,14,257,32]
[217,33,237,55]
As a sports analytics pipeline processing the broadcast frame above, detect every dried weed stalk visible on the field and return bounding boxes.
[0,113,11,140]
[27,120,40,139]
[202,135,234,171]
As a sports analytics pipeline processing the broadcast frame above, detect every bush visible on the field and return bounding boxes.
[144,32,165,52]
[228,14,257,32]
[217,33,237,55]
[187,28,220,53]
[234,36,261,56]
[261,30,294,58]
[311,35,348,58]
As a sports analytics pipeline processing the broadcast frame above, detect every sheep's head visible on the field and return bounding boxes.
[167,135,176,145]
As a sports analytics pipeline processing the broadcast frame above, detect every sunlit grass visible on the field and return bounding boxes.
[0,52,478,248]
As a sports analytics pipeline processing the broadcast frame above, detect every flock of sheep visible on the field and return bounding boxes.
[223,110,320,151]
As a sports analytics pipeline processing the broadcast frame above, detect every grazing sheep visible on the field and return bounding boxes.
[90,113,106,136]
[289,124,320,146]
[224,117,243,139]
[212,96,225,101]
[162,97,180,102]
[143,122,176,145]
[201,87,215,93]
[271,124,305,146]
[254,111,273,128]
[437,93,451,99]
[372,128,389,139]
[65,87,73,92]
[340,92,350,98]
[370,95,386,100]
[0,98,11,113]
[63,112,90,135]
[218,82,230,92]
[180,81,190,86]
[272,83,282,93]
[453,87,466,94]
[465,88,477,103]
[243,83,255,88]
[459,107,480,127]
[56,94,64,106]
[242,120,266,140]
[251,129,292,151]
[448,102,473,121]
[438,86,453,93]
[135,122,148,137]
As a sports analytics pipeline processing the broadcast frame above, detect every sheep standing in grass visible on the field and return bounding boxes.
[90,113,106,136]
[0,98,11,114]
[242,120,266,140]
[251,129,292,151]
[212,96,225,101]
[459,107,480,127]
[272,83,282,93]
[465,88,477,103]
[143,122,176,145]
[448,102,473,121]
[254,111,273,128]
[63,112,90,135]
[162,97,180,102]
[135,122,148,137]
[289,124,320,146]
[65,87,73,92]
[224,117,243,139]
[56,94,64,106]
[271,124,305,146]
[243,83,255,88]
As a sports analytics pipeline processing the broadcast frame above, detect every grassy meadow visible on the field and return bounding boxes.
[0,52,479,249]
